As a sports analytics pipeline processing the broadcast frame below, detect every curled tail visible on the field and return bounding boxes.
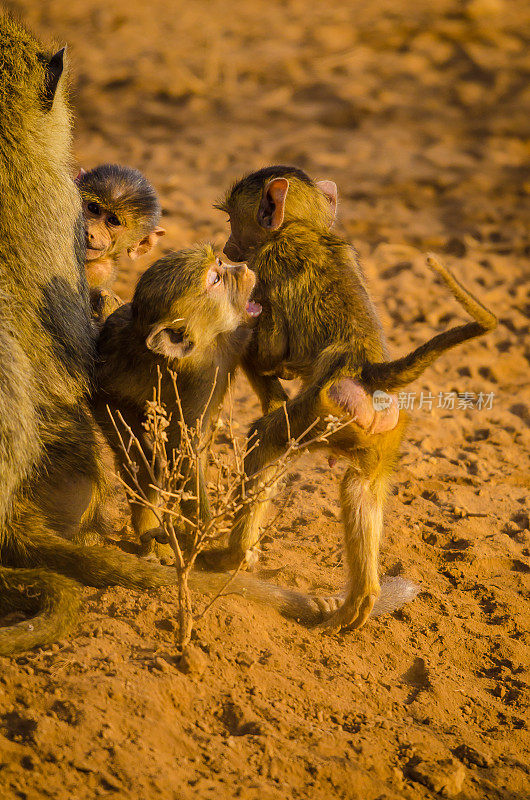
[0,566,80,656]
[362,254,497,392]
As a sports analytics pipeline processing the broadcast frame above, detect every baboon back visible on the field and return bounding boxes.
[0,16,100,650]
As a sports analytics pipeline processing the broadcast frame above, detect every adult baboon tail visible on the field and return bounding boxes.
[14,531,333,626]
[361,254,497,392]
[0,566,81,656]
[16,530,179,590]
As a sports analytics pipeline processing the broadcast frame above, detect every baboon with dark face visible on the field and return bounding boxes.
[75,164,165,327]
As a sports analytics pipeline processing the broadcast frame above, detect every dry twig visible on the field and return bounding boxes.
[109,368,350,647]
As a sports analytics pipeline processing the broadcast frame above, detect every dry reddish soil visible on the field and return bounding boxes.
[1,1,529,798]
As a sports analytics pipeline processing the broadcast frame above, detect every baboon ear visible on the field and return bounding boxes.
[146,323,194,360]
[74,168,87,183]
[316,180,338,222]
[43,47,66,111]
[257,178,289,230]
[128,227,166,260]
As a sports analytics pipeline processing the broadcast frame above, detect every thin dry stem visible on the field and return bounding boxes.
[109,369,350,646]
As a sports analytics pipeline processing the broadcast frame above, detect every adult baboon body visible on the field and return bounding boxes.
[0,17,103,652]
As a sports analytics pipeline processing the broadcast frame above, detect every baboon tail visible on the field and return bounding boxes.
[2,534,417,650]
[361,254,497,392]
[18,530,179,590]
[425,253,497,330]
[17,530,322,622]
[372,576,419,617]
[0,566,81,656]
[189,569,330,625]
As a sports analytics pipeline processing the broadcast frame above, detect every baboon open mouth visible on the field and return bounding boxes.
[245,300,262,317]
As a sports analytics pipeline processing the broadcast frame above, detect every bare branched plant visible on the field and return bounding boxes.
[108,367,350,648]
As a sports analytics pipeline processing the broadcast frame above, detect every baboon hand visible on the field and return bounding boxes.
[138,526,170,557]
[326,379,399,434]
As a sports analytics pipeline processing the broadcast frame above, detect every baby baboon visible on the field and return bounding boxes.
[75,164,165,326]
[212,165,497,632]
[0,23,326,655]
[94,244,262,550]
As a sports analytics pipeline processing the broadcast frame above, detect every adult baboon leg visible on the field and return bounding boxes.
[76,454,116,547]
[317,466,386,632]
[36,468,94,541]
[0,565,81,657]
[33,405,109,546]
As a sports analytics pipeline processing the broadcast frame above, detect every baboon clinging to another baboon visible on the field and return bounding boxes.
[212,165,497,632]
[95,239,419,620]
[75,163,165,327]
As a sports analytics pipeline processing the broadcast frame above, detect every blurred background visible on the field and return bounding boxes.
[7,0,529,303]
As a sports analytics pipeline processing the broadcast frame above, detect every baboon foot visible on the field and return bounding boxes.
[315,584,379,632]
[305,593,345,619]
[139,526,169,556]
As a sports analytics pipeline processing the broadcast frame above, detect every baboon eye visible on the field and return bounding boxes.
[168,329,185,344]
[206,269,221,287]
[87,202,101,215]
[107,214,121,227]
[215,257,223,267]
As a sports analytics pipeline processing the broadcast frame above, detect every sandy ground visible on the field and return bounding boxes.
[1,1,529,798]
